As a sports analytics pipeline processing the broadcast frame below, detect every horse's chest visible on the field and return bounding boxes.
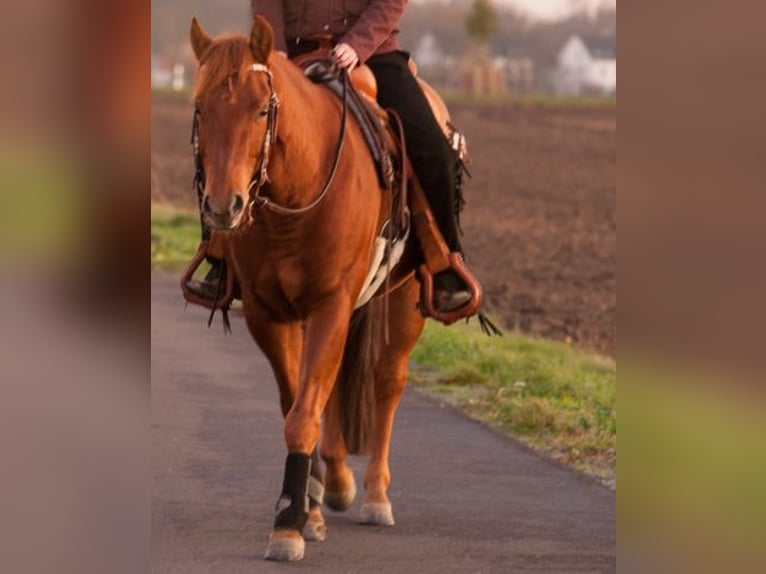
[272,258,311,300]
[240,252,334,316]
[231,225,362,314]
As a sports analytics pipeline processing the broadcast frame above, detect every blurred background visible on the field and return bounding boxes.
[152,0,616,98]
[1,0,764,572]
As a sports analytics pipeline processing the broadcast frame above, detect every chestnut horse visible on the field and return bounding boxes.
[189,16,425,561]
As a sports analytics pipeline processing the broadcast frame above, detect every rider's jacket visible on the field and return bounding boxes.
[251,0,406,63]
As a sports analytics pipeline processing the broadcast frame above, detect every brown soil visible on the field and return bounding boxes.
[151,94,616,355]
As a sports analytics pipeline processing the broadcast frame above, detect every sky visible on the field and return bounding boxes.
[415,0,616,22]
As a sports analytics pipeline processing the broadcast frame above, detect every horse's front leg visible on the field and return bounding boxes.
[244,308,302,417]
[361,278,424,526]
[242,306,327,543]
[264,295,353,562]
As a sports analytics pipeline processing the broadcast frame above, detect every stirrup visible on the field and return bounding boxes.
[180,240,235,311]
[418,252,483,325]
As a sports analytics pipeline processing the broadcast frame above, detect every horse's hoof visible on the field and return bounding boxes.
[324,474,357,511]
[263,530,305,561]
[303,517,327,542]
[359,502,395,526]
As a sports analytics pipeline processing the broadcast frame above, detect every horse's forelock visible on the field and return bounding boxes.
[194,36,254,100]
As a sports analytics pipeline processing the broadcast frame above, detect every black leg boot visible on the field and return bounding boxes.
[264,452,311,561]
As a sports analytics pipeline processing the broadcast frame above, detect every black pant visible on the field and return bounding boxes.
[367,51,462,253]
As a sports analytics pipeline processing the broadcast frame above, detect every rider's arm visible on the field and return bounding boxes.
[339,0,407,64]
[251,1,288,53]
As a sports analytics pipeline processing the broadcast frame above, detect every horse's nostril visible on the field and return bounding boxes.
[202,195,212,215]
[232,194,244,214]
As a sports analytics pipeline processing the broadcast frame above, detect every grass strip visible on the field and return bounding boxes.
[151,204,202,272]
[410,321,616,486]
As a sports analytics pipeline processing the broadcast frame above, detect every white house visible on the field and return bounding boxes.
[151,56,172,89]
[152,56,187,91]
[413,33,445,69]
[553,35,616,96]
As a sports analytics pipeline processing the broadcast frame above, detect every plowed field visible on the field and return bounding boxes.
[152,95,616,355]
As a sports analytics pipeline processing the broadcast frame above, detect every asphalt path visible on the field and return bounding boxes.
[152,274,615,573]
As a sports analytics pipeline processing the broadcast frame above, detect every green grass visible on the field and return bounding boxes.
[151,204,617,485]
[151,204,203,271]
[0,154,83,261]
[410,321,616,485]
[618,363,766,567]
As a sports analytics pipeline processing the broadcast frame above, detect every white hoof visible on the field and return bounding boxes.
[359,502,395,526]
[303,518,327,542]
[263,534,305,561]
[324,474,357,511]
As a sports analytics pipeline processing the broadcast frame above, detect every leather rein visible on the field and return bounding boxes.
[191,62,349,219]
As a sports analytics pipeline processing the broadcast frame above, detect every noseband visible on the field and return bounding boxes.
[191,62,349,220]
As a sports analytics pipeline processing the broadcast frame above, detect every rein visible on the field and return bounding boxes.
[249,65,349,216]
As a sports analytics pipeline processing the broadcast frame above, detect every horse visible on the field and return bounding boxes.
[188,16,427,561]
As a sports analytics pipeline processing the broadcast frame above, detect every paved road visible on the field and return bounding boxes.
[152,274,615,573]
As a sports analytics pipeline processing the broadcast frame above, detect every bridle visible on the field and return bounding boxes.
[191,61,349,220]
[244,63,281,210]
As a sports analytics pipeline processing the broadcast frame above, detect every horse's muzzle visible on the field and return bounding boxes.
[202,192,245,229]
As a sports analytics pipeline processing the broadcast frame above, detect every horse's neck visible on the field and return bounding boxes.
[264,61,337,206]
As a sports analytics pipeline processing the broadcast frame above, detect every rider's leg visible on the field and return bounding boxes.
[367,51,462,252]
[367,51,471,311]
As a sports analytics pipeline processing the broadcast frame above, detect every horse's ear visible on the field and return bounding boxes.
[190,17,212,61]
[250,15,273,62]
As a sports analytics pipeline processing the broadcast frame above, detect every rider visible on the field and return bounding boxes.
[191,1,472,312]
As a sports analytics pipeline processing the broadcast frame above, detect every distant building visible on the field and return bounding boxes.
[503,57,535,93]
[457,45,507,96]
[553,35,616,96]
[152,56,187,91]
[151,56,171,89]
[413,33,445,69]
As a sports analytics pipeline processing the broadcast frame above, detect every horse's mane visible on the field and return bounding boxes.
[194,35,254,99]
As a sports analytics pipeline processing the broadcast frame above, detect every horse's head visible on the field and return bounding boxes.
[190,16,275,229]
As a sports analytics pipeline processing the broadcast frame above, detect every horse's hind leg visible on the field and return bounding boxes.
[361,278,425,526]
[304,449,328,541]
[320,383,357,512]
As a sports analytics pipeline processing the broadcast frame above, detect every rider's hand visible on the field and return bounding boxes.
[332,43,359,70]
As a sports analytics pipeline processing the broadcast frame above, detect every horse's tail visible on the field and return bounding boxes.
[335,298,384,455]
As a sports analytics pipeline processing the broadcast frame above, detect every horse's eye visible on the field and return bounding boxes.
[257,106,269,118]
